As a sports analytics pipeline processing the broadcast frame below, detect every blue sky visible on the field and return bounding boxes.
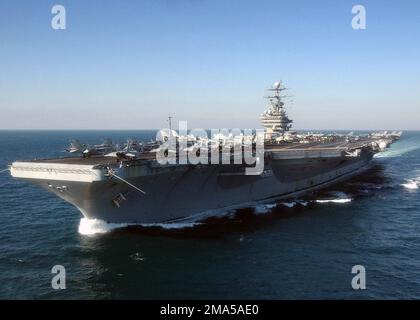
[0,0,419,130]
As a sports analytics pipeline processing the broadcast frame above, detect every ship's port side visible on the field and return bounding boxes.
[10,149,373,224]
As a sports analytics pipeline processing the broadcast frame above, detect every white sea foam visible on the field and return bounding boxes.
[374,146,419,158]
[316,197,352,204]
[281,201,297,208]
[316,198,352,204]
[401,180,419,190]
[78,217,201,235]
[253,203,277,214]
[78,218,132,235]
[315,191,353,204]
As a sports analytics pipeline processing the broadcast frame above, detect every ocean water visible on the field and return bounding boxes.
[0,130,420,299]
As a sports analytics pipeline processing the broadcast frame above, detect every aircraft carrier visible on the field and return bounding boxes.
[10,82,401,224]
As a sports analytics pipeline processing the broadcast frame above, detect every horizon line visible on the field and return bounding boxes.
[0,128,415,132]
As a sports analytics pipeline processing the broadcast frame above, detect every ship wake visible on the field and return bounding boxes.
[401,178,420,190]
[78,170,392,236]
[79,192,356,236]
[78,217,201,236]
[79,218,132,235]
[315,198,352,204]
[374,146,419,158]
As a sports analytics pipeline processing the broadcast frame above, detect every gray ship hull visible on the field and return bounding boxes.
[25,152,373,224]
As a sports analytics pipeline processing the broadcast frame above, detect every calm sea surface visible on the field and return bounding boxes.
[0,130,419,299]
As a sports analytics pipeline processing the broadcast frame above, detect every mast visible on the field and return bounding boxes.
[168,115,172,132]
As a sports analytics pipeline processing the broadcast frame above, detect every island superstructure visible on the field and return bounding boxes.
[260,81,293,140]
[10,82,402,224]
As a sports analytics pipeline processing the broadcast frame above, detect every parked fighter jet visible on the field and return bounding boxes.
[65,139,115,157]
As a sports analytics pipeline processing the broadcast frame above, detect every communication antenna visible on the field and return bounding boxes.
[168,115,172,131]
